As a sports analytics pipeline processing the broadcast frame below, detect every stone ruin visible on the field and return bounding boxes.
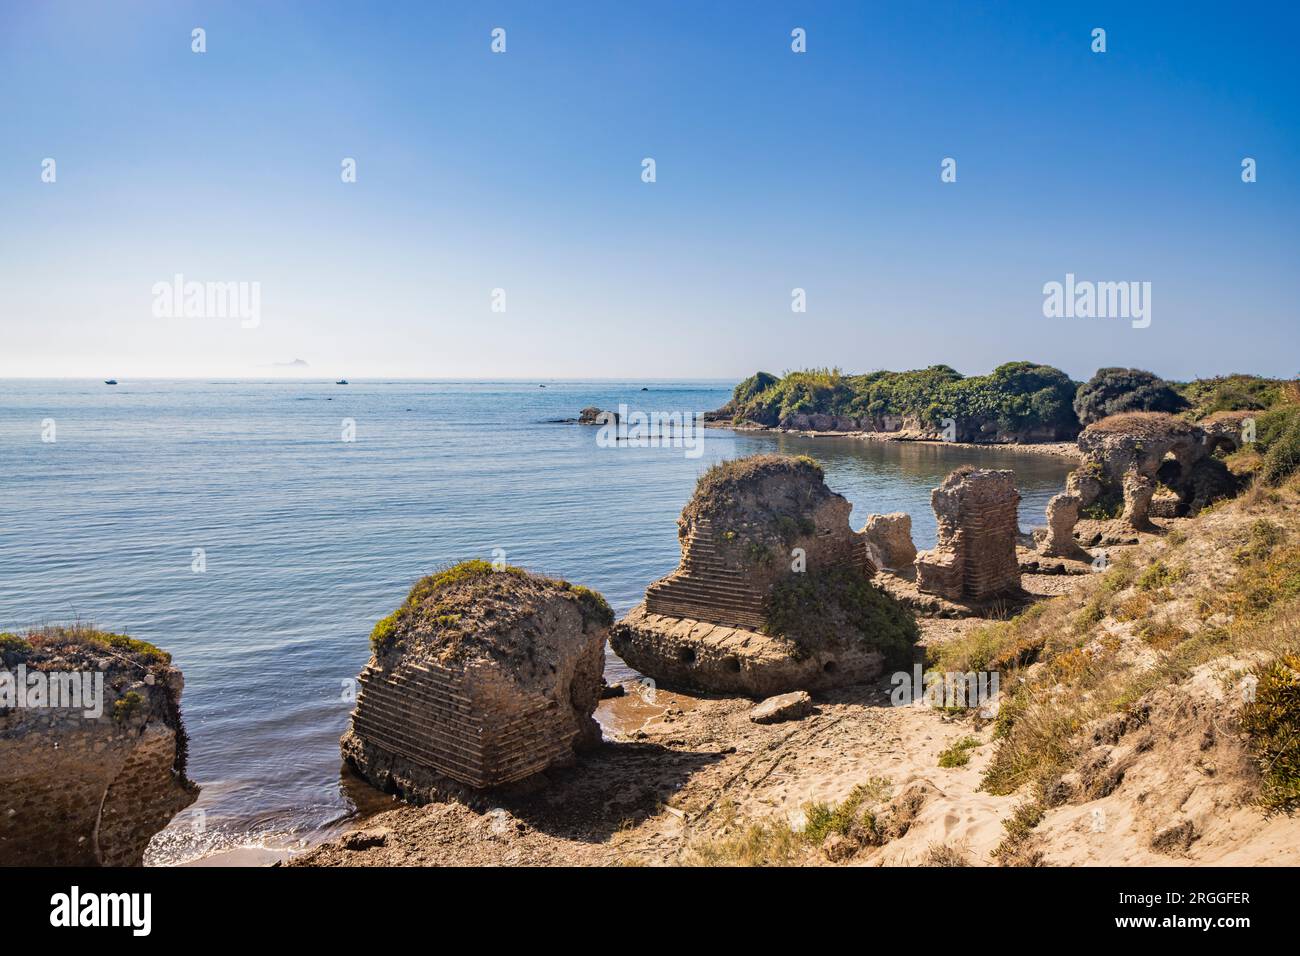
[1199,410,1255,455]
[0,627,198,866]
[860,512,918,570]
[1036,492,1092,561]
[611,455,917,696]
[342,561,611,799]
[914,468,1023,602]
[1046,412,1238,540]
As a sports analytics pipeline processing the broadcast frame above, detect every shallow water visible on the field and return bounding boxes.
[0,379,1072,863]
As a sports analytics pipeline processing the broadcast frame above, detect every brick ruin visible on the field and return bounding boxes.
[0,629,198,866]
[611,455,912,696]
[641,456,873,632]
[342,563,609,798]
[915,468,1023,602]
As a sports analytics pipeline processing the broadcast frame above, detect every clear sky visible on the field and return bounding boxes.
[1,1,1296,381]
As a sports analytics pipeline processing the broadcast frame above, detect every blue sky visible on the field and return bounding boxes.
[1,1,1296,380]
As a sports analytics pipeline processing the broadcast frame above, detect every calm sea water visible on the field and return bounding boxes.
[0,379,1072,864]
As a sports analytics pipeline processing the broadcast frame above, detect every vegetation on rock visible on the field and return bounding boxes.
[762,565,919,666]
[726,363,1079,439]
[370,559,613,655]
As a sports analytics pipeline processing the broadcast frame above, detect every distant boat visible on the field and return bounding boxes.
[336,379,348,385]
[104,379,118,385]
[539,384,547,388]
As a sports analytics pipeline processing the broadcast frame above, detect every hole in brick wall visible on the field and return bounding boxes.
[724,656,741,673]
[823,660,837,674]
[678,647,697,665]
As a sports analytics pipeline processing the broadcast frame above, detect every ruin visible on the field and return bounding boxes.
[0,627,198,866]
[611,455,916,696]
[914,468,1023,602]
[1044,412,1240,541]
[1199,410,1255,455]
[342,561,611,799]
[1036,492,1092,561]
[860,512,918,570]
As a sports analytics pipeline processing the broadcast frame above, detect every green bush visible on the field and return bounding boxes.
[1258,406,1300,485]
[763,565,918,665]
[938,736,982,768]
[1074,368,1187,425]
[729,362,1078,438]
[1178,374,1285,419]
[1240,654,1300,814]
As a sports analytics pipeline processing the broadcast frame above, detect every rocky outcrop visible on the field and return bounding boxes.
[0,627,198,866]
[578,406,613,424]
[612,606,894,697]
[1121,471,1157,531]
[1054,412,1240,534]
[1199,410,1255,455]
[343,561,611,800]
[860,513,918,569]
[611,455,916,695]
[914,468,1022,602]
[1035,493,1092,561]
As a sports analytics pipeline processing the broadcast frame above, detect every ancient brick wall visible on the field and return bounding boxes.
[348,661,579,790]
[0,670,196,866]
[916,469,1022,601]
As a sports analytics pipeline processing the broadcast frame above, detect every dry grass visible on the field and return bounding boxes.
[1085,411,1200,437]
[979,482,1300,815]
[920,842,973,866]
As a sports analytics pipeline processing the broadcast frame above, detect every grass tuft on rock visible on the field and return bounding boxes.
[369,559,613,654]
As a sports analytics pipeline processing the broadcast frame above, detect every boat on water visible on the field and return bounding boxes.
[104,379,118,385]
[336,379,348,385]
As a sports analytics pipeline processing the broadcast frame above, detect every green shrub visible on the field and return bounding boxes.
[1136,560,1184,592]
[113,691,144,723]
[1258,406,1300,485]
[0,632,33,664]
[1178,374,1285,419]
[728,362,1078,438]
[938,736,982,768]
[1074,368,1187,425]
[763,565,918,665]
[803,778,890,843]
[1239,654,1300,814]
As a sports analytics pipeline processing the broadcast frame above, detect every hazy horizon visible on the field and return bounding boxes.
[4,1,1297,380]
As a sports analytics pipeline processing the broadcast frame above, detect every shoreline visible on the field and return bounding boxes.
[706,421,1082,461]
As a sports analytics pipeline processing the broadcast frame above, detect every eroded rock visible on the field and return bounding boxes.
[749,690,814,724]
[1036,493,1091,561]
[860,512,918,570]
